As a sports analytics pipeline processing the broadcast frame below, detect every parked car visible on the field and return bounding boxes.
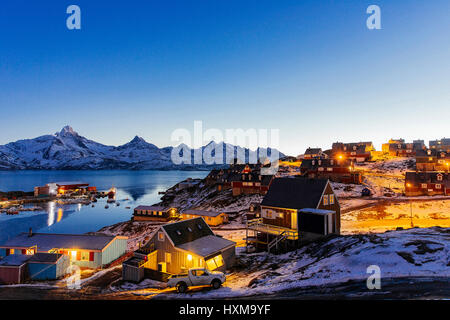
[167,268,226,293]
[361,188,372,197]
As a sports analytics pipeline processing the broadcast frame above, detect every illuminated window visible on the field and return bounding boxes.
[71,250,77,260]
[206,255,224,270]
[436,184,442,189]
[158,232,165,241]
[421,184,427,189]
[158,211,162,216]
[26,249,34,255]
[437,174,443,181]
[329,194,335,205]
[323,195,329,206]
[81,251,89,261]
[10,249,14,255]
[165,252,171,264]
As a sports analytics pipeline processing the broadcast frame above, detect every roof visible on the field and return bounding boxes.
[177,235,235,258]
[134,205,172,212]
[261,177,329,210]
[0,255,31,267]
[230,173,274,186]
[300,158,351,170]
[0,233,122,252]
[182,209,224,218]
[405,172,450,184]
[28,253,64,264]
[123,256,145,267]
[299,208,335,216]
[305,148,322,155]
[50,181,89,187]
[162,218,214,246]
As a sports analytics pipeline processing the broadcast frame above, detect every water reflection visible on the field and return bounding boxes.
[57,208,63,223]
[47,201,55,226]
[0,170,208,242]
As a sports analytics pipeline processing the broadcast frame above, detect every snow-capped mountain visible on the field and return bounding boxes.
[0,126,284,170]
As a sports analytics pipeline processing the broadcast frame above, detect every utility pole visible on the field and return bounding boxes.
[410,202,413,228]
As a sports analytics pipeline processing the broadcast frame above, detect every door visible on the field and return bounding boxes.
[327,213,334,234]
[191,269,210,286]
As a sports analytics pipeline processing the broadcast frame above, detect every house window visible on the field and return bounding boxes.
[327,168,333,172]
[165,253,171,264]
[421,184,427,189]
[323,195,329,206]
[158,232,165,241]
[10,249,14,255]
[436,184,442,189]
[206,255,224,270]
[26,249,34,255]
[158,211,162,216]
[81,251,90,261]
[437,174,443,181]
[329,194,335,205]
[318,167,324,171]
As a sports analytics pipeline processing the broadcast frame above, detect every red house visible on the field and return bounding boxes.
[405,172,450,196]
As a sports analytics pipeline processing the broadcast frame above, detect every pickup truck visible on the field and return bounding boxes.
[167,268,226,293]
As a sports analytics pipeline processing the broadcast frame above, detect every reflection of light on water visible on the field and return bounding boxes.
[77,203,82,211]
[48,201,55,226]
[57,208,63,223]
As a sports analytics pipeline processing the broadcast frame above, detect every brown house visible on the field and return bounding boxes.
[300,158,362,184]
[132,206,178,222]
[231,172,273,196]
[430,138,450,151]
[180,209,228,226]
[416,149,450,172]
[405,172,450,196]
[331,142,373,162]
[124,218,236,279]
[247,177,341,252]
[303,148,325,159]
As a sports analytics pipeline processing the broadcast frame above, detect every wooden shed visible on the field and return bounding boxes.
[27,253,70,280]
[0,255,30,284]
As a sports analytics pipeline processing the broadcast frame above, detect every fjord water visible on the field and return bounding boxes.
[0,170,207,242]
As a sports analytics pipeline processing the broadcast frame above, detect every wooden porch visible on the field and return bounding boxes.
[246,218,299,253]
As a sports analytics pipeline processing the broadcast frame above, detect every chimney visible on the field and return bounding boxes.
[28,228,33,237]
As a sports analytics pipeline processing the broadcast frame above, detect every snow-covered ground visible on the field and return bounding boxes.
[118,227,449,299]
[342,200,450,234]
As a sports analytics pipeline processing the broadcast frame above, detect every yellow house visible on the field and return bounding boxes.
[180,209,228,226]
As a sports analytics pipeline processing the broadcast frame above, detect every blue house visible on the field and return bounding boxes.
[27,253,70,280]
[0,231,128,269]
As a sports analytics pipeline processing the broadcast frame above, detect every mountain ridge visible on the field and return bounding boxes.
[0,126,285,170]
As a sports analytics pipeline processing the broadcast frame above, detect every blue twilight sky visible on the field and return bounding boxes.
[0,0,449,156]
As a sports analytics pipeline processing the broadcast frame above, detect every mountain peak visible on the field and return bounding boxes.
[130,135,146,144]
[57,125,77,136]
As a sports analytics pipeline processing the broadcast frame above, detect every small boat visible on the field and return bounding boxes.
[91,204,95,207]
[116,202,120,206]
[125,206,131,209]
[105,205,109,209]
[6,210,19,215]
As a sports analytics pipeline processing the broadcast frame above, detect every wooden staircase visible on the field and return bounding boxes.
[267,231,287,253]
